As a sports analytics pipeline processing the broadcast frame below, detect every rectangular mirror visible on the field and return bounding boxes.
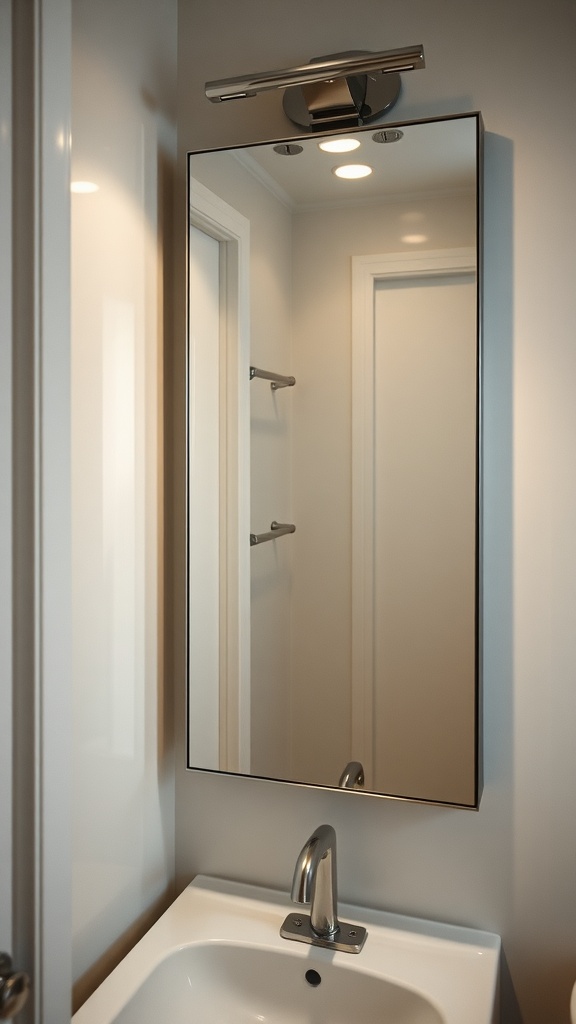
[186,112,483,807]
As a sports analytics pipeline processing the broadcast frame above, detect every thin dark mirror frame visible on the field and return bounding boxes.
[185,111,484,808]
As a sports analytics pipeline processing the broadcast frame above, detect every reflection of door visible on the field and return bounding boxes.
[351,249,478,805]
[373,272,476,802]
[187,181,251,775]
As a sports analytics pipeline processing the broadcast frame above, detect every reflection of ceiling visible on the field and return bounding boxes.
[234,116,477,209]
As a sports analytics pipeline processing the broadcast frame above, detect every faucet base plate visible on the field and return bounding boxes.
[280,912,367,953]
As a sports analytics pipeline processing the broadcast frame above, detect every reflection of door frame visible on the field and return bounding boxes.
[188,179,251,774]
[351,248,476,789]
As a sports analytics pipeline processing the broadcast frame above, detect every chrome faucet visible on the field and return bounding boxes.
[280,824,367,953]
[338,761,365,789]
[291,823,339,938]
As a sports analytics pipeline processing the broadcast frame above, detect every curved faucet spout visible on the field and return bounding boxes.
[338,761,365,789]
[290,823,339,938]
[281,823,367,952]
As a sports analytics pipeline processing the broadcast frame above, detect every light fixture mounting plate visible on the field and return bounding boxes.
[282,51,401,130]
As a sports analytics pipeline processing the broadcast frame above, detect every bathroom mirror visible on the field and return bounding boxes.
[186,112,483,807]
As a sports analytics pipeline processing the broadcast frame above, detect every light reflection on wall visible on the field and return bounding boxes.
[102,297,136,759]
[72,154,148,767]
[70,0,177,1005]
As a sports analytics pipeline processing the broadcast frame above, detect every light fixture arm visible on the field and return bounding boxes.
[205,45,425,103]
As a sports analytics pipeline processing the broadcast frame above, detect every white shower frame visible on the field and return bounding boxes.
[350,247,477,788]
[188,178,251,775]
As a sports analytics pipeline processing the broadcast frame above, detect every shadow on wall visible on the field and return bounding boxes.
[72,888,174,1014]
[500,952,523,1024]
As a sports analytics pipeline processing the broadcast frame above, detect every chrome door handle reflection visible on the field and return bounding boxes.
[0,953,30,1020]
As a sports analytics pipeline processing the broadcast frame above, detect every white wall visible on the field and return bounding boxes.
[245,177,293,782]
[175,2,576,1022]
[71,0,177,1009]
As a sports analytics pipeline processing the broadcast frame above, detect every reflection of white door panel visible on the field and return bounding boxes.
[373,273,476,803]
[351,250,477,805]
[188,182,251,775]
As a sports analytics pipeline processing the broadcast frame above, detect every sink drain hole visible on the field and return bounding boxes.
[305,969,322,987]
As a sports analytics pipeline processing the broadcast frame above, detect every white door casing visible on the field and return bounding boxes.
[188,225,222,769]
[188,178,251,775]
[4,0,73,1020]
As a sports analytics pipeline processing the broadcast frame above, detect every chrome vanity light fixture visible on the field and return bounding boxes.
[205,46,425,130]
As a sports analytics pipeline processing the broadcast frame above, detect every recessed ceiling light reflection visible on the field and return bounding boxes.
[318,138,361,153]
[333,164,373,180]
[402,233,428,244]
[70,181,99,194]
[401,210,425,223]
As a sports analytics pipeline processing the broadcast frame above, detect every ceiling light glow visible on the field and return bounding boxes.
[333,164,373,180]
[318,138,361,153]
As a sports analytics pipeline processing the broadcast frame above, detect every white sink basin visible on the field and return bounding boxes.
[72,875,500,1024]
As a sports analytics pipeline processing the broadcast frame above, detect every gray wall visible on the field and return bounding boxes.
[175,1,576,1022]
